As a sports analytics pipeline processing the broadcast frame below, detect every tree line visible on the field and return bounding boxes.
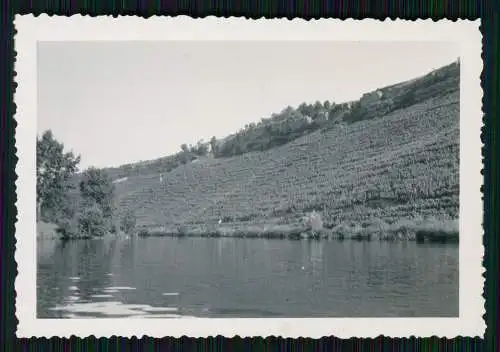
[213,100,342,158]
[212,60,460,158]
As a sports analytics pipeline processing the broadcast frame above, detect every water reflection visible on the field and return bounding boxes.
[308,241,325,275]
[49,301,182,318]
[37,237,459,318]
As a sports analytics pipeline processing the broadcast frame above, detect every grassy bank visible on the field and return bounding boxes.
[38,217,458,243]
[136,217,459,243]
[37,221,129,241]
[37,221,94,240]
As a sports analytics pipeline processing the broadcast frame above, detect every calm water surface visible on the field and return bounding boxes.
[37,237,458,318]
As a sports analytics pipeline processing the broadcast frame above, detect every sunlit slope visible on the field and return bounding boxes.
[114,85,459,230]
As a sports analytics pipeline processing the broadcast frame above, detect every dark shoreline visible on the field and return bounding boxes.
[134,229,459,244]
[133,217,459,243]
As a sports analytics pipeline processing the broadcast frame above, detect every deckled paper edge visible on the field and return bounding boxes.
[13,15,485,338]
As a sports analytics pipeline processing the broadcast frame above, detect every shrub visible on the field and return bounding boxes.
[77,204,107,237]
[393,90,416,110]
[303,211,324,232]
[344,102,368,123]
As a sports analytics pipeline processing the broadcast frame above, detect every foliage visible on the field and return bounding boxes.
[190,140,209,157]
[212,62,458,158]
[343,101,367,123]
[79,167,115,219]
[210,136,218,157]
[55,218,77,239]
[77,203,107,237]
[36,130,81,223]
[54,168,116,239]
[215,103,329,158]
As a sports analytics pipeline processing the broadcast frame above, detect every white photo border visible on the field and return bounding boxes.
[14,15,485,338]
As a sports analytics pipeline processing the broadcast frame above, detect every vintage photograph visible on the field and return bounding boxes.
[15,17,484,338]
[36,40,461,319]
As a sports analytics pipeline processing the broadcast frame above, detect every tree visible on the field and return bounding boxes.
[36,130,81,222]
[280,106,294,117]
[312,101,324,119]
[210,136,218,157]
[298,103,314,117]
[314,101,323,109]
[79,167,115,219]
[179,143,190,164]
[192,140,209,156]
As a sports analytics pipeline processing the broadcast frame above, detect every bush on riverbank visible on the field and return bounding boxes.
[53,204,107,240]
[77,204,107,237]
[329,217,458,242]
[52,168,117,240]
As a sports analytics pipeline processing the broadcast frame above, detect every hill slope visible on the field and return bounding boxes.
[109,62,460,239]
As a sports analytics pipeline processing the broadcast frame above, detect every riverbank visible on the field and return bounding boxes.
[38,217,459,243]
[136,217,459,243]
[37,221,129,240]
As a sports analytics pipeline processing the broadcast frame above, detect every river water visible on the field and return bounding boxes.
[37,237,458,318]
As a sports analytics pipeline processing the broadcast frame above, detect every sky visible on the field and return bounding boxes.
[38,41,458,170]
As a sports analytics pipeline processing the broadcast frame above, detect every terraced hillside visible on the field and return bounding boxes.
[111,63,460,237]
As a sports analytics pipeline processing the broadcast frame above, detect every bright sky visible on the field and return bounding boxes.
[38,41,458,170]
